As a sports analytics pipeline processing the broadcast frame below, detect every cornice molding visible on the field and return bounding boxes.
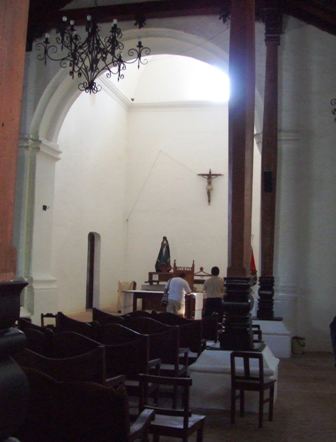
[18,136,41,152]
[129,100,228,110]
[278,130,300,143]
[98,76,131,108]
[31,274,57,290]
[39,138,62,160]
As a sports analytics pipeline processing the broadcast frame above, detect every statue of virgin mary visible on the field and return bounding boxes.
[155,236,171,272]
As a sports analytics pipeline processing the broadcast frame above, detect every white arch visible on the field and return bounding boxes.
[31,26,263,142]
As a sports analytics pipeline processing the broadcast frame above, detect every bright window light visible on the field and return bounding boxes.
[186,60,230,103]
[106,54,230,103]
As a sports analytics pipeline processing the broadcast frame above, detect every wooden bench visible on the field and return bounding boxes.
[16,367,154,442]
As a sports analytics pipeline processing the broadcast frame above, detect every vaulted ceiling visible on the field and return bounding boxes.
[27,0,336,49]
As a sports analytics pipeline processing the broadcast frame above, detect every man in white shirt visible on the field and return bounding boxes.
[166,273,192,315]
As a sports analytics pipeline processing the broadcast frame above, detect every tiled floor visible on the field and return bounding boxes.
[156,352,336,442]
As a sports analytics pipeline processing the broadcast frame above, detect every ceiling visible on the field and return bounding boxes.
[27,0,336,49]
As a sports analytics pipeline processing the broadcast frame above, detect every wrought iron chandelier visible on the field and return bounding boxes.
[36,9,150,94]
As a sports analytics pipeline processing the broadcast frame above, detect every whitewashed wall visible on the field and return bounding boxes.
[53,90,128,312]
[276,19,336,350]
[125,103,229,284]
[125,101,261,286]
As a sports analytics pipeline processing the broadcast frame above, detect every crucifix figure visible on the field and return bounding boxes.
[197,169,223,205]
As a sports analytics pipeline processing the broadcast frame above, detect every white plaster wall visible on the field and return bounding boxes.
[125,102,261,286]
[52,90,128,313]
[277,19,336,350]
[125,104,229,284]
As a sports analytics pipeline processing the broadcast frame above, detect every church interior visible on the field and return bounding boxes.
[1,0,336,440]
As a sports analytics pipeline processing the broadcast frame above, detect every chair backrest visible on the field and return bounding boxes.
[18,367,131,442]
[230,351,265,386]
[55,312,102,340]
[139,374,192,430]
[40,312,57,328]
[173,259,195,290]
[93,308,125,325]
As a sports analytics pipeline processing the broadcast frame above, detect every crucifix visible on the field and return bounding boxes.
[197,169,223,205]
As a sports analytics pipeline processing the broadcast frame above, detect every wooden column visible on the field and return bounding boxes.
[257,2,282,320]
[0,0,30,281]
[220,0,255,350]
[0,5,30,437]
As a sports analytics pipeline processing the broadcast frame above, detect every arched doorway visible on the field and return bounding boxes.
[86,232,101,309]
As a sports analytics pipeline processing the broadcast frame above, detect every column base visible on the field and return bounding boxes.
[220,277,254,350]
[257,276,282,320]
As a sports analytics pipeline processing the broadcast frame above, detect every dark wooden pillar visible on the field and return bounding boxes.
[0,0,30,282]
[0,1,30,440]
[257,2,282,320]
[220,0,256,350]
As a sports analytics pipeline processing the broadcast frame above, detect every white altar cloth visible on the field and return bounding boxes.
[189,345,279,412]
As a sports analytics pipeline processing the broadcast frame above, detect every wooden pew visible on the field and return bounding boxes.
[14,331,107,384]
[39,314,160,400]
[53,311,102,340]
[16,367,154,442]
[152,311,205,358]
[122,317,188,377]
[17,318,54,354]
[99,324,160,399]
[92,308,125,325]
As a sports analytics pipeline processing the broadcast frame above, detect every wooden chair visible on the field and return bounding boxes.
[16,367,154,442]
[139,373,206,442]
[230,351,276,428]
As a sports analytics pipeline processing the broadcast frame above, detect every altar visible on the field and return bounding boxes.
[121,289,204,319]
[189,345,279,412]
[120,260,208,318]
